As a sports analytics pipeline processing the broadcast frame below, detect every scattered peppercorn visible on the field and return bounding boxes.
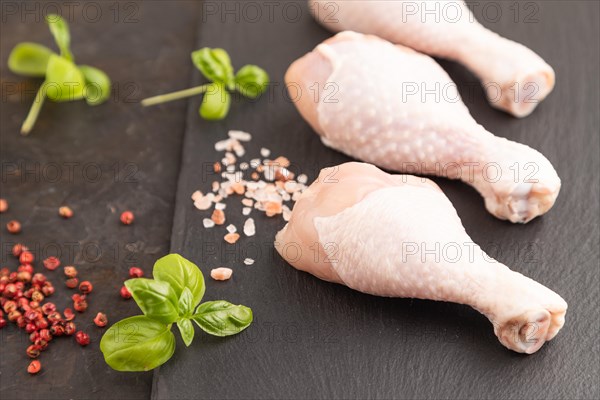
[58,206,73,218]
[63,308,75,321]
[0,318,6,329]
[120,210,134,225]
[31,273,46,286]
[8,310,22,322]
[41,283,55,296]
[71,293,85,302]
[79,281,93,294]
[17,271,32,283]
[39,328,51,342]
[75,331,90,346]
[3,300,17,313]
[42,256,60,271]
[63,266,78,278]
[26,344,41,358]
[31,291,44,303]
[64,321,76,335]
[119,285,131,299]
[33,338,48,350]
[6,220,21,234]
[12,243,27,257]
[128,267,144,278]
[19,251,34,265]
[93,312,108,327]
[35,318,48,330]
[65,278,79,289]
[25,322,37,333]
[73,299,88,313]
[0,198,7,213]
[49,324,65,337]
[27,360,41,374]
[41,303,56,315]
[46,311,62,324]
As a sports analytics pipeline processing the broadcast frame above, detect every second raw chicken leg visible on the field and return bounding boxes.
[309,0,555,117]
[275,162,567,354]
[286,32,561,223]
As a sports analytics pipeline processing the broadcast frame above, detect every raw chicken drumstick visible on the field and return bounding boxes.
[275,162,567,354]
[286,32,560,223]
[309,0,555,117]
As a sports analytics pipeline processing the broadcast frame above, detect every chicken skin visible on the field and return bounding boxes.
[286,32,561,223]
[275,162,567,354]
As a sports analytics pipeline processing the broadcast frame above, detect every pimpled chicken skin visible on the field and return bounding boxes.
[275,162,567,354]
[286,32,561,223]
[309,0,555,117]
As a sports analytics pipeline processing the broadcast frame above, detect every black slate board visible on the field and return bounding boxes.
[153,1,599,399]
[0,2,199,399]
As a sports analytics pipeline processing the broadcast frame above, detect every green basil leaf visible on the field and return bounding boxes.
[191,47,234,87]
[44,54,85,102]
[78,65,111,105]
[100,315,175,372]
[176,318,194,347]
[199,83,230,121]
[178,287,194,317]
[45,14,73,62]
[7,42,54,77]
[153,254,205,306]
[124,278,179,324]
[234,65,269,99]
[192,301,253,337]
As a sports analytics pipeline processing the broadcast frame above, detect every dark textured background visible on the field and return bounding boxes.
[1,1,599,399]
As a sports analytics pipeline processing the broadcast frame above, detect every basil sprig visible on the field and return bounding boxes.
[7,14,111,135]
[141,47,269,120]
[100,254,253,372]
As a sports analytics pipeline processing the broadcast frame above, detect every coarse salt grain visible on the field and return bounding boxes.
[243,258,254,266]
[191,190,203,201]
[297,174,308,184]
[211,209,225,225]
[243,218,255,236]
[211,267,233,281]
[233,142,245,157]
[242,207,252,216]
[226,224,237,234]
[215,202,226,210]
[232,182,245,195]
[265,201,282,217]
[214,139,230,151]
[284,181,297,193]
[228,130,252,142]
[260,148,271,157]
[203,218,215,228]
[273,156,290,168]
[194,193,215,210]
[224,232,240,244]
[239,162,249,170]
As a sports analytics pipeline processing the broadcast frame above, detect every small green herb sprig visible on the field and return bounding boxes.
[141,48,269,120]
[100,254,252,372]
[8,14,111,135]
